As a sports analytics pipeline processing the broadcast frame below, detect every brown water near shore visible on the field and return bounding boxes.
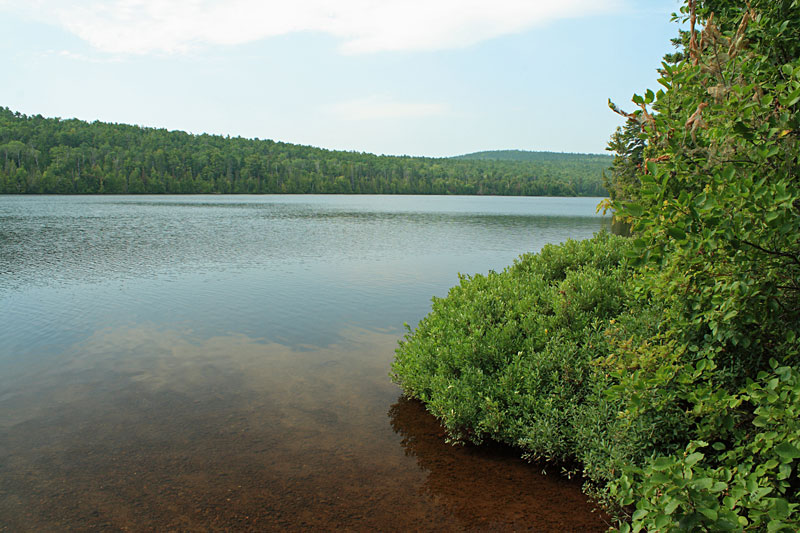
[0,326,609,531]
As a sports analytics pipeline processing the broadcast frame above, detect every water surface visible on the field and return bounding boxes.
[0,195,611,531]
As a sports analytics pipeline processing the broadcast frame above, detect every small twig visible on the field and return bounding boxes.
[736,239,800,267]
[775,285,800,293]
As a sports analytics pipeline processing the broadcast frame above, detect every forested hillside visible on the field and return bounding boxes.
[0,108,608,196]
[456,149,611,164]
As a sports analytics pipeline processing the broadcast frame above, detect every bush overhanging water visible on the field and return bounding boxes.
[393,1,799,529]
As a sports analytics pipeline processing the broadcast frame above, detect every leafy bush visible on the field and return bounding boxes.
[600,0,800,529]
[393,1,799,529]
[610,361,800,532]
[391,232,636,462]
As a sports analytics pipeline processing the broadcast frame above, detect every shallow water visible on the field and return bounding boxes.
[1,195,611,531]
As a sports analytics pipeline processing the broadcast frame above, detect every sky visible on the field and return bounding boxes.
[0,1,684,157]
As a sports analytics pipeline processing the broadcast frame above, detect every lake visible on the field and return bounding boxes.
[0,194,611,531]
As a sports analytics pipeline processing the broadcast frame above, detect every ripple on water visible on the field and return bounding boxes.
[0,195,610,530]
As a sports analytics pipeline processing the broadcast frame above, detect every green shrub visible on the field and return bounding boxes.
[609,361,800,532]
[391,232,636,462]
[598,0,800,528]
[392,1,800,529]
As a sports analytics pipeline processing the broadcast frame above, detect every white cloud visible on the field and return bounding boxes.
[5,0,623,55]
[328,96,449,120]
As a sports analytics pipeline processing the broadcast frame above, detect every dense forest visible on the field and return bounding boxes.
[0,108,609,196]
[455,149,612,164]
[394,0,800,530]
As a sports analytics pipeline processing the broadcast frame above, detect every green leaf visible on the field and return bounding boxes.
[733,121,753,139]
[753,487,772,501]
[774,441,800,460]
[770,497,790,517]
[780,87,800,107]
[767,521,787,533]
[664,498,681,515]
[698,507,718,521]
[716,516,741,531]
[694,192,708,209]
[626,203,644,217]
[667,226,687,240]
[722,309,738,321]
[651,456,676,471]
[685,451,704,467]
[710,481,728,493]
[722,167,735,181]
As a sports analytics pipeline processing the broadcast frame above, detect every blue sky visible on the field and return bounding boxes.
[0,1,683,157]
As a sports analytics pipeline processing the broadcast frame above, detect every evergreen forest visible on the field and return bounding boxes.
[0,108,609,196]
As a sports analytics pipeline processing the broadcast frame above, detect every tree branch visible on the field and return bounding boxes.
[736,239,800,267]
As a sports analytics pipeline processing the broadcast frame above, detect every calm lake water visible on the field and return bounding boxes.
[1,195,611,531]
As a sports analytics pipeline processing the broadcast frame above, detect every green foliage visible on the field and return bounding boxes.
[391,233,636,462]
[0,108,609,196]
[601,0,800,529]
[602,119,645,205]
[393,1,799,530]
[455,149,612,163]
[612,362,800,532]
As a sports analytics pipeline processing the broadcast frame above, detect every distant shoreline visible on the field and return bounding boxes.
[1,107,610,197]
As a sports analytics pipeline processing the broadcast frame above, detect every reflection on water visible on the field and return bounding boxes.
[389,398,610,530]
[0,326,608,531]
[1,195,608,354]
[0,195,610,530]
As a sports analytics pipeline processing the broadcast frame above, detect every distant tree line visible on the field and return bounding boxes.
[0,107,609,196]
[454,149,613,164]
